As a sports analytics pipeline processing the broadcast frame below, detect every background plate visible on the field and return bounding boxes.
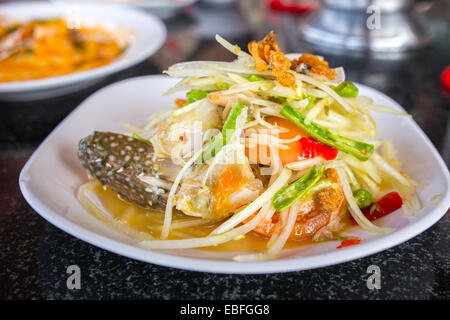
[0,2,166,101]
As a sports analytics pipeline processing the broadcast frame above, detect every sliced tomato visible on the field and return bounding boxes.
[245,116,306,165]
[245,116,337,165]
[299,137,338,160]
[270,117,307,164]
[351,191,403,225]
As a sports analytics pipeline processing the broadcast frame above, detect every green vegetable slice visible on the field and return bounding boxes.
[304,96,316,110]
[353,189,372,209]
[185,89,210,105]
[247,74,265,82]
[331,81,359,98]
[272,165,325,212]
[214,82,230,90]
[201,101,245,162]
[280,104,374,161]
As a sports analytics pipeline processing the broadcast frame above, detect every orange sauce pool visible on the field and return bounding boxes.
[0,18,126,82]
[80,181,315,252]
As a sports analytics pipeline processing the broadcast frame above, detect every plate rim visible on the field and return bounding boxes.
[0,2,167,93]
[19,74,450,274]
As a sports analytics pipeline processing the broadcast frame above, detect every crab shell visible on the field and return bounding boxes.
[78,131,175,211]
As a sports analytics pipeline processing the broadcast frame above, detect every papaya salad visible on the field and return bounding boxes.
[0,17,128,82]
[77,32,420,261]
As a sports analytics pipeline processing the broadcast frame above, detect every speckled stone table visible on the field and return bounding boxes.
[1,1,449,299]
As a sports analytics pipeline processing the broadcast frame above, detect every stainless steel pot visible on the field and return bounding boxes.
[299,0,431,52]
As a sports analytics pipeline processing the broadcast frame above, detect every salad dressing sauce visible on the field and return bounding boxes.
[84,181,313,252]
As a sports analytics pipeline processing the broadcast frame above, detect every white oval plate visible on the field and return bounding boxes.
[0,2,166,101]
[19,75,450,274]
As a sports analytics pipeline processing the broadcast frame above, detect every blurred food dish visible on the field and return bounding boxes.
[0,2,166,101]
[0,17,127,82]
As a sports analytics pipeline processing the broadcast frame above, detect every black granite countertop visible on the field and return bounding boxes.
[0,1,449,299]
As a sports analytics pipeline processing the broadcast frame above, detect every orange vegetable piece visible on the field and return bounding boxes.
[245,116,307,165]
[212,165,248,220]
[242,175,346,241]
[175,98,187,108]
[243,211,331,241]
[292,53,336,80]
[248,31,295,87]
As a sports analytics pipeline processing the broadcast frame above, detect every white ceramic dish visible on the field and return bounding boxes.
[19,75,450,274]
[0,2,166,101]
[51,0,199,20]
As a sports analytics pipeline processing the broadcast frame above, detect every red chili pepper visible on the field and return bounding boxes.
[351,192,403,225]
[440,66,450,91]
[268,0,317,14]
[300,137,338,160]
[337,238,361,249]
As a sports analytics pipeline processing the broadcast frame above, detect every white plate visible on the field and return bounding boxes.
[19,75,450,274]
[51,0,199,20]
[0,2,166,101]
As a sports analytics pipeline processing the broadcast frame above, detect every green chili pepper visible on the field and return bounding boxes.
[185,89,210,105]
[304,96,316,110]
[201,101,244,162]
[353,189,372,209]
[331,81,359,98]
[280,105,374,161]
[214,82,230,90]
[247,74,265,82]
[272,165,326,212]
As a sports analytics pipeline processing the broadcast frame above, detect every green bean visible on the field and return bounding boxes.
[353,189,372,209]
[331,81,358,98]
[272,165,325,212]
[280,105,374,161]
